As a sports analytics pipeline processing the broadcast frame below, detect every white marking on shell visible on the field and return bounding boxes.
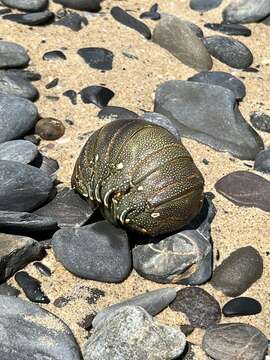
[95,154,99,162]
[138,186,143,191]
[95,183,101,202]
[120,209,128,224]
[104,189,113,207]
[125,218,130,224]
[151,212,160,218]
[116,162,124,170]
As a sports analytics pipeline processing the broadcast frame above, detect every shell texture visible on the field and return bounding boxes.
[72,119,204,237]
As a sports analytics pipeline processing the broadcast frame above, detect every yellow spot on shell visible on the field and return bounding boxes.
[116,162,124,170]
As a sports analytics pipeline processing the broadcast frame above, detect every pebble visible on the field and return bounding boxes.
[54,11,88,31]
[0,233,44,282]
[254,149,270,174]
[133,194,215,285]
[0,92,38,143]
[188,71,246,100]
[0,160,54,212]
[204,23,251,36]
[78,47,113,70]
[203,323,268,360]
[170,287,221,328]
[35,118,65,140]
[223,0,270,24]
[0,295,82,359]
[38,155,59,177]
[0,69,41,81]
[97,105,138,120]
[54,296,71,308]
[111,6,152,40]
[140,3,160,20]
[3,10,54,25]
[33,261,52,277]
[45,77,59,89]
[0,210,58,233]
[250,112,270,132]
[222,297,262,316]
[180,325,195,337]
[63,89,77,104]
[0,41,29,69]
[142,112,181,140]
[93,288,177,327]
[84,306,186,360]
[43,50,66,61]
[154,80,264,160]
[79,313,96,330]
[15,271,50,304]
[52,221,132,282]
[203,36,253,69]
[190,0,223,12]
[80,85,114,108]
[215,171,270,212]
[153,14,212,71]
[53,0,101,12]
[1,0,48,12]
[0,140,38,164]
[0,72,39,100]
[211,246,263,296]
[0,282,20,296]
[34,187,93,227]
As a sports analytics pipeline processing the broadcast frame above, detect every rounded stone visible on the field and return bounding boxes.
[0,41,30,69]
[250,112,270,132]
[222,297,262,317]
[254,149,270,174]
[0,72,39,100]
[35,118,65,140]
[0,140,38,164]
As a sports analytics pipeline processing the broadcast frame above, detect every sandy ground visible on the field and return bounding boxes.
[1,0,269,352]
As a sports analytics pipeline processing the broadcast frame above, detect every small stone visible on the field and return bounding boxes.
[84,306,186,360]
[190,0,223,12]
[0,160,54,212]
[170,287,221,328]
[0,233,44,282]
[78,47,113,71]
[140,3,160,20]
[35,118,65,140]
[0,72,39,100]
[33,261,52,277]
[93,288,177,327]
[52,221,131,283]
[215,171,270,212]
[142,112,181,140]
[0,282,20,296]
[79,313,96,330]
[38,155,59,177]
[0,41,30,69]
[188,71,246,100]
[3,10,54,25]
[223,0,270,24]
[98,106,138,120]
[45,78,59,89]
[203,36,253,69]
[111,6,151,39]
[153,14,212,71]
[204,23,251,36]
[63,89,77,104]
[250,112,270,132]
[43,50,66,61]
[1,0,48,12]
[80,86,114,108]
[222,297,262,316]
[34,187,92,227]
[203,323,268,360]
[53,296,71,308]
[15,271,50,304]
[1,69,41,81]
[211,246,263,297]
[53,0,101,12]
[254,149,270,174]
[180,325,195,337]
[54,10,88,31]
[0,140,38,164]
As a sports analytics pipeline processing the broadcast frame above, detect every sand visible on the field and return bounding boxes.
[1,0,269,353]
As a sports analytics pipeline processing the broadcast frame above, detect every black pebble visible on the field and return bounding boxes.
[3,10,54,26]
[0,282,20,296]
[77,47,114,71]
[242,67,259,73]
[203,158,209,165]
[204,23,251,37]
[63,89,77,105]
[222,297,262,317]
[78,313,96,330]
[80,86,114,108]
[180,324,195,336]
[140,3,160,20]
[53,296,71,308]
[54,10,88,32]
[46,95,59,101]
[45,78,59,89]
[43,50,66,61]
[111,6,151,40]
[1,69,41,82]
[15,271,50,304]
[97,105,138,119]
[33,262,52,277]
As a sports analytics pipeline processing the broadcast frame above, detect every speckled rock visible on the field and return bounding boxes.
[250,112,270,132]
[0,41,30,69]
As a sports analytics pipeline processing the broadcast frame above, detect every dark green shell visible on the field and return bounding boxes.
[71,119,204,236]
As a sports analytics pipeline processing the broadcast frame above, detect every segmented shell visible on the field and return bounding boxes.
[72,119,204,237]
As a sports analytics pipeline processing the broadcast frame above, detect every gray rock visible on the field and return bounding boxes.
[84,306,186,360]
[154,80,264,160]
[53,0,101,11]
[223,0,270,24]
[98,106,138,120]
[188,71,246,100]
[0,73,39,100]
[142,112,181,140]
[38,155,59,178]
[0,69,41,82]
[203,323,268,360]
[0,210,58,233]
[3,10,54,26]
[0,233,44,282]
[0,282,20,296]
[93,287,177,327]
[1,0,48,11]
[0,41,30,69]
[0,160,54,212]
[203,36,253,69]
[0,140,38,164]
[0,295,82,360]
[133,195,215,285]
[190,0,223,12]
[0,92,38,143]
[211,246,263,297]
[254,149,270,174]
[250,111,270,132]
[153,14,212,71]
[52,221,131,283]
[35,187,92,227]
[183,20,204,38]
